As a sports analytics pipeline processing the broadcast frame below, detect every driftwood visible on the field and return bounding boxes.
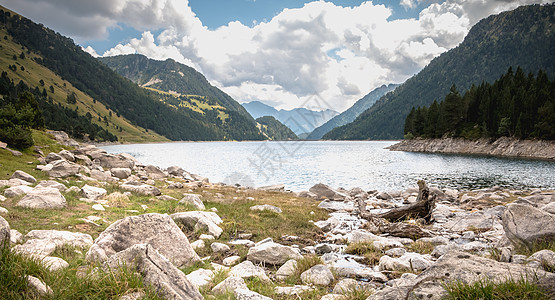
[358,180,436,223]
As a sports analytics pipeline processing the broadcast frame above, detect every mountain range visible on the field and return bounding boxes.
[242,101,338,138]
[307,84,399,140]
[324,4,555,140]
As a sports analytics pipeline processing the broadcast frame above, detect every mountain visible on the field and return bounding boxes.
[0,6,263,142]
[324,4,555,140]
[242,101,339,136]
[0,7,168,143]
[100,54,264,141]
[256,116,298,140]
[307,84,399,140]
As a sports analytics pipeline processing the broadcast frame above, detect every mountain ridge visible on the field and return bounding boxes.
[324,4,555,140]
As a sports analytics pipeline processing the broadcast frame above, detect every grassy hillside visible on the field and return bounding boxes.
[256,116,298,140]
[99,54,264,141]
[325,4,555,140]
[0,26,166,143]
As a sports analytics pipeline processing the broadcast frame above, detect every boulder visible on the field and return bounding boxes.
[167,166,185,177]
[223,255,241,266]
[0,216,10,247]
[95,153,135,169]
[17,188,67,209]
[4,185,34,198]
[120,181,161,196]
[212,276,248,294]
[250,204,282,213]
[179,194,205,210]
[45,160,81,177]
[81,184,107,200]
[300,264,334,286]
[247,241,302,265]
[186,268,214,289]
[143,165,167,179]
[41,256,69,271]
[275,285,313,296]
[211,242,230,253]
[528,249,555,271]
[309,183,347,200]
[48,130,79,147]
[104,244,202,300]
[276,259,297,281]
[90,169,112,181]
[86,213,199,267]
[13,230,93,256]
[333,278,374,294]
[502,203,555,249]
[234,288,272,300]
[258,184,284,192]
[171,211,223,238]
[110,168,132,180]
[11,170,36,183]
[58,150,75,162]
[36,180,67,192]
[45,152,64,163]
[229,261,271,282]
[26,275,52,296]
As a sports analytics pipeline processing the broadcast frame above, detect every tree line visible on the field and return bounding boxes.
[404,67,554,140]
[0,71,117,149]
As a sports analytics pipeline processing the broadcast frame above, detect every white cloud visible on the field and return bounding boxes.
[2,0,550,111]
[81,46,99,57]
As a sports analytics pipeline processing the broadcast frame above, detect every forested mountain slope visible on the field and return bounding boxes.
[325,4,555,140]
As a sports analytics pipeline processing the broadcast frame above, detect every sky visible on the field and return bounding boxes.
[0,0,549,112]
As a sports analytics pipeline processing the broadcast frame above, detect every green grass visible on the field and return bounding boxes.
[443,277,551,300]
[0,243,163,300]
[407,241,434,254]
[344,242,384,265]
[513,240,555,257]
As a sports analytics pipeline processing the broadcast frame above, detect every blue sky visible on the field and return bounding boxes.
[0,0,545,111]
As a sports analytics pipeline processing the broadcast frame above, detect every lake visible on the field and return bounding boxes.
[101,141,555,192]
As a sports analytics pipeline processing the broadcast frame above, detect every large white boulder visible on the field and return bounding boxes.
[16,188,67,209]
[247,241,302,265]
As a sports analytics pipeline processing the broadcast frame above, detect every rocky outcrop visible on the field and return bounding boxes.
[86,213,200,267]
[17,188,67,209]
[247,241,302,265]
[388,137,555,160]
[104,244,203,300]
[502,203,555,249]
[0,215,10,247]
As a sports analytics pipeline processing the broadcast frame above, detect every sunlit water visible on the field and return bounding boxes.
[101,141,555,192]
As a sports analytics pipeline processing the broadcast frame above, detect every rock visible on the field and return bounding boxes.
[300,264,334,286]
[229,261,271,282]
[347,230,404,249]
[4,185,34,198]
[309,183,347,200]
[92,204,105,211]
[111,168,132,179]
[82,184,107,200]
[199,234,215,240]
[171,211,223,238]
[385,248,406,257]
[234,288,272,300]
[41,256,69,271]
[104,244,202,300]
[502,203,555,249]
[95,153,135,169]
[120,181,161,196]
[90,169,112,181]
[211,242,230,253]
[143,165,167,179]
[48,130,79,147]
[58,149,75,161]
[250,204,282,213]
[0,216,10,247]
[258,184,285,192]
[321,294,347,300]
[212,276,248,294]
[180,194,205,210]
[119,292,145,300]
[0,195,5,202]
[190,240,205,251]
[13,230,93,256]
[376,191,392,200]
[528,249,555,271]
[541,202,555,214]
[276,259,297,281]
[230,239,255,248]
[167,166,185,177]
[17,188,67,209]
[333,278,374,294]
[45,152,64,163]
[314,217,339,232]
[10,229,23,244]
[247,241,302,265]
[45,160,81,177]
[186,268,214,289]
[36,180,67,192]
[86,213,200,267]
[275,285,313,296]
[11,170,36,183]
[27,275,52,296]
[318,200,355,212]
[223,255,241,266]
[431,243,461,258]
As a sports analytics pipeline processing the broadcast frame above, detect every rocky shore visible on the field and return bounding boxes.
[1,131,554,299]
[388,137,555,160]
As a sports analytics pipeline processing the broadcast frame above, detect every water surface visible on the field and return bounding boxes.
[101,141,555,192]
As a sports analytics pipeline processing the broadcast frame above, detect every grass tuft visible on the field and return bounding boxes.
[344,242,384,265]
[407,241,434,254]
[443,277,551,300]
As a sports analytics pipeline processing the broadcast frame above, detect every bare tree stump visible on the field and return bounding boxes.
[357,180,436,223]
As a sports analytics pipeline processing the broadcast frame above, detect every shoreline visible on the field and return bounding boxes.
[388,137,555,161]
